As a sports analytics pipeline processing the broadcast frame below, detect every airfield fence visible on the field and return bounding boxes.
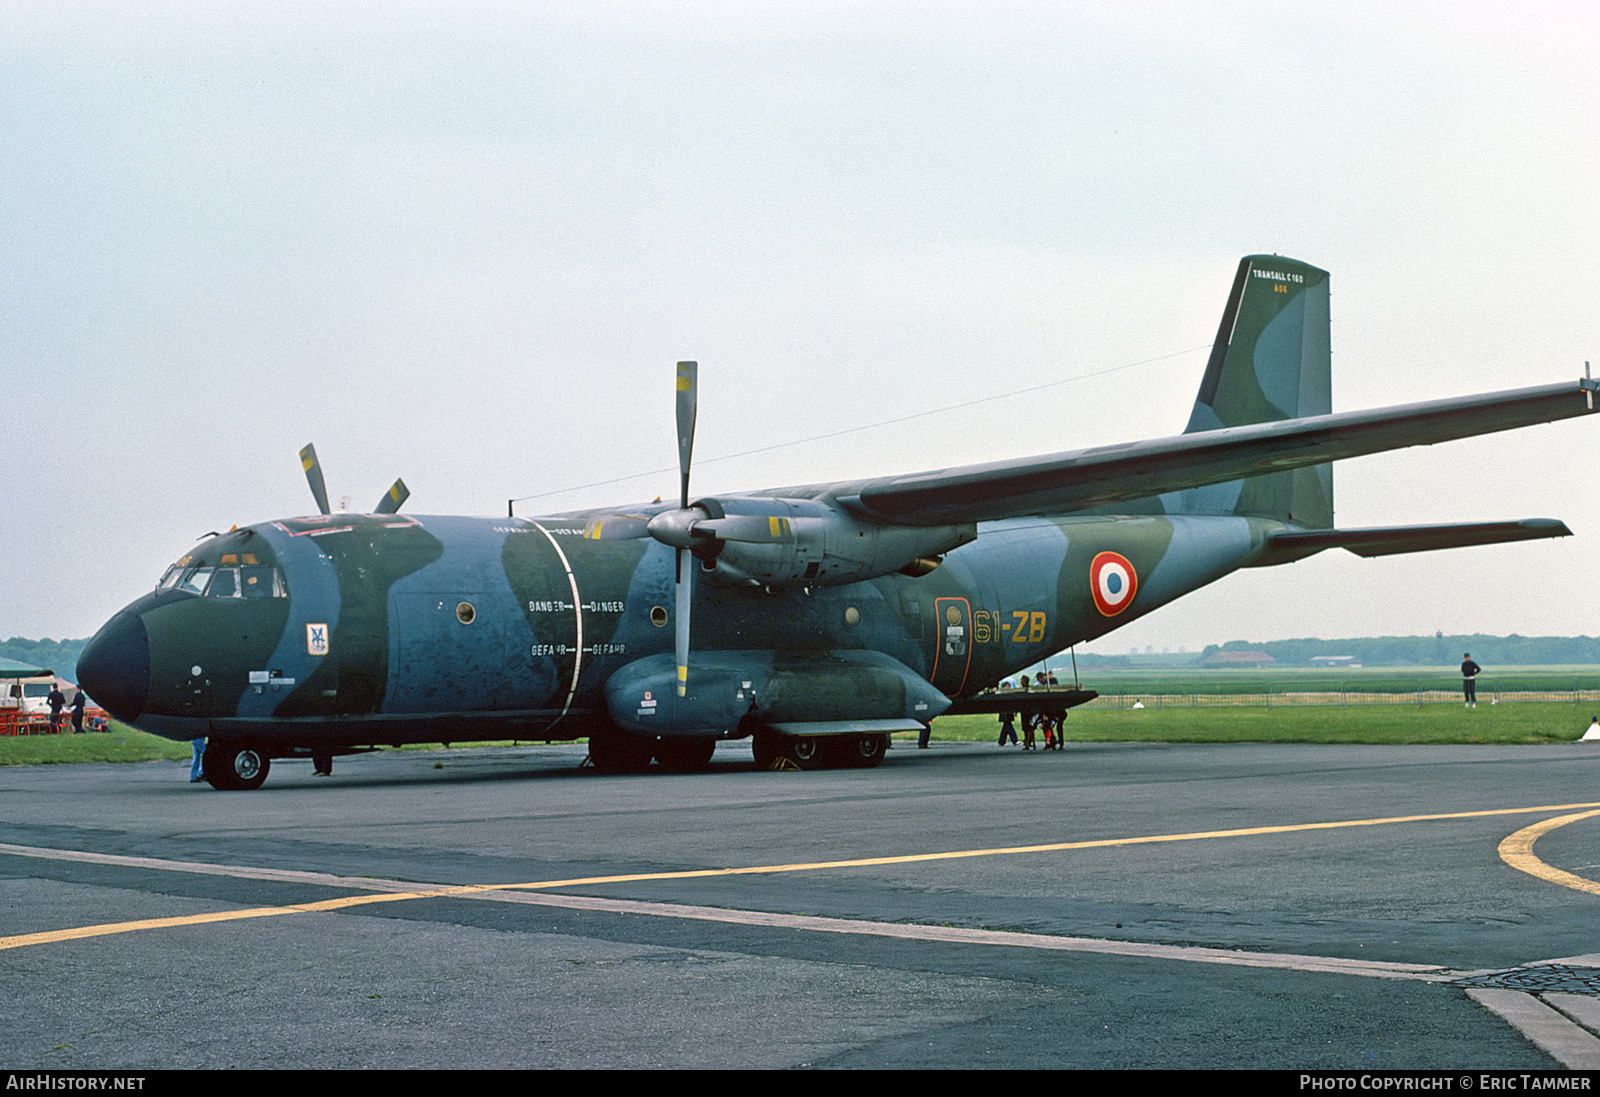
[1096,684,1600,710]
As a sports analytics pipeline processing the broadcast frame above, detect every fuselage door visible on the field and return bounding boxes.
[929,595,973,696]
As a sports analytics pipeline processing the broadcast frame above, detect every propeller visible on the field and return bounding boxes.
[299,443,410,516]
[583,362,799,696]
[672,361,697,698]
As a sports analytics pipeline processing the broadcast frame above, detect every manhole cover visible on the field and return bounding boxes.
[1451,965,1600,996]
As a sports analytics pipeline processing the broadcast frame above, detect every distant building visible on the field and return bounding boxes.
[1310,655,1362,668]
[1196,650,1276,668]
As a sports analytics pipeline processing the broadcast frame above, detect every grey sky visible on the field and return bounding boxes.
[4,0,1597,654]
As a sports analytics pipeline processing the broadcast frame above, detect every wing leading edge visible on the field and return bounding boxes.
[838,378,1599,525]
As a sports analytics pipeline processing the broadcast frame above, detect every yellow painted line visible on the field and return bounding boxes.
[0,883,528,951]
[1497,809,1600,897]
[492,800,1600,891]
[2,891,425,951]
[7,800,1600,952]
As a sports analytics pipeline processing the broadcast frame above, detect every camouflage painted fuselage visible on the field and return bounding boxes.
[87,507,1281,749]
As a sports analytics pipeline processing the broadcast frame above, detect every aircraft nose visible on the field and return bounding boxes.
[77,610,150,723]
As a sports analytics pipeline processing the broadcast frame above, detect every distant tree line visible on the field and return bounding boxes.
[1185,634,1600,667]
[1,637,89,679]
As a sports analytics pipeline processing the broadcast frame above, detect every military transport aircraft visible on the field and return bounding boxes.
[77,256,1599,788]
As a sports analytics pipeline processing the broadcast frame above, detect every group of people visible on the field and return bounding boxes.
[997,672,1068,750]
[44,685,89,733]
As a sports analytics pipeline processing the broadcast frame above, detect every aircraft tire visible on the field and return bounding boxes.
[840,733,888,768]
[653,737,716,772]
[782,734,828,771]
[750,728,781,770]
[203,742,270,791]
[587,727,655,774]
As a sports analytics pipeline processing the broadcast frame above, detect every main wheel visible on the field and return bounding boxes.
[653,737,717,772]
[751,727,781,770]
[203,742,270,791]
[782,734,827,771]
[587,726,656,774]
[841,733,888,768]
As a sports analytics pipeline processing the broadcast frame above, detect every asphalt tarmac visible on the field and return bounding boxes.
[4,737,1600,1070]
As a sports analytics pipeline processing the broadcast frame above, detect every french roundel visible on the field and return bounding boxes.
[1090,551,1138,616]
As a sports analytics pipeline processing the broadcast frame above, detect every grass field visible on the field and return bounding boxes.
[0,722,190,765]
[1060,664,1600,696]
[923,703,1598,746]
[2,671,1596,767]
[1,709,1594,767]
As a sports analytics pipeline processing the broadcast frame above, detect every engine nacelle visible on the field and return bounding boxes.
[694,497,975,587]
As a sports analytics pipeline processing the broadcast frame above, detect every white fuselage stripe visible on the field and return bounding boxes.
[527,521,583,722]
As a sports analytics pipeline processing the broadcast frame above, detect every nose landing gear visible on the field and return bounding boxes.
[203,741,271,790]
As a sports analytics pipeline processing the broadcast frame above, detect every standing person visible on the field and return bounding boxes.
[69,690,86,734]
[190,737,206,783]
[997,711,1018,747]
[46,685,66,732]
[1461,653,1481,708]
[1035,674,1059,750]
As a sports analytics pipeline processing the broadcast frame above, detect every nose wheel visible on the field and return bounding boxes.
[203,741,271,790]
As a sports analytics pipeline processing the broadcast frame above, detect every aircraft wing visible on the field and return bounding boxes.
[838,379,1599,525]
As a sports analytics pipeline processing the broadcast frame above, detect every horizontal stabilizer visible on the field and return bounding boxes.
[1255,518,1572,566]
[843,379,1599,525]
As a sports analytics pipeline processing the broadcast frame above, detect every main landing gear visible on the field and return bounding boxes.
[585,726,719,774]
[750,727,888,771]
[585,724,888,774]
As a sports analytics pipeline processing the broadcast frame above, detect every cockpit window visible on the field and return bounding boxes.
[175,567,213,596]
[240,566,282,598]
[163,556,288,598]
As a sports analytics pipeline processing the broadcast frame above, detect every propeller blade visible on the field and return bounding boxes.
[675,547,693,697]
[374,478,409,515]
[675,360,697,510]
[299,444,331,515]
[697,514,794,543]
[673,360,699,697]
[583,513,653,540]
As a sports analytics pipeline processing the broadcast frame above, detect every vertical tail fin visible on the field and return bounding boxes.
[1173,255,1332,527]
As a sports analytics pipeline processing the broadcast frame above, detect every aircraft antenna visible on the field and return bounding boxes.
[507,344,1210,509]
